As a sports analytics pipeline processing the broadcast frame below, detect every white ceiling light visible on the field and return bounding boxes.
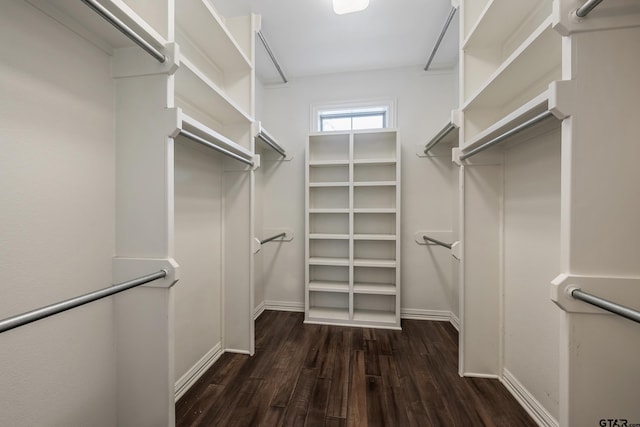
[332,0,369,15]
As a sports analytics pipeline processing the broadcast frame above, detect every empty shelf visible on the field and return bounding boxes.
[353,259,397,268]
[353,234,396,241]
[353,283,397,295]
[353,181,396,187]
[309,182,350,187]
[309,234,350,240]
[308,307,350,321]
[352,309,397,324]
[309,281,349,293]
[309,257,350,266]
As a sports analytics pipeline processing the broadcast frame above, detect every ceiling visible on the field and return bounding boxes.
[211,0,459,85]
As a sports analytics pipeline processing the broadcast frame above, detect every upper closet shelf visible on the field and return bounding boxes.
[174,110,254,165]
[253,122,287,158]
[461,91,560,154]
[463,0,548,49]
[28,0,167,56]
[424,110,461,154]
[463,17,560,111]
[174,57,252,129]
[175,0,251,74]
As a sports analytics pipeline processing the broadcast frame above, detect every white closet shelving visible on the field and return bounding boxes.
[460,0,559,149]
[305,129,401,329]
[174,0,254,151]
[457,0,640,425]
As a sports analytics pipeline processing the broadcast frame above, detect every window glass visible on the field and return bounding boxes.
[321,116,352,131]
[352,114,384,130]
[312,100,395,132]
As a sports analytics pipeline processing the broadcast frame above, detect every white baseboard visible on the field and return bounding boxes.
[449,312,460,331]
[263,305,460,332]
[400,308,450,322]
[224,348,251,355]
[264,300,304,312]
[174,342,223,402]
[501,369,559,427]
[254,301,265,319]
[462,372,500,379]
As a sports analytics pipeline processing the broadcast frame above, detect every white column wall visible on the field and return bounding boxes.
[260,67,457,315]
[174,141,223,384]
[0,1,116,425]
[503,130,561,421]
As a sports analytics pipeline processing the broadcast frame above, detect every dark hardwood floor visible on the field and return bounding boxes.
[176,311,536,426]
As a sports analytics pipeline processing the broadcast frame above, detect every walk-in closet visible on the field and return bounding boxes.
[1,0,639,426]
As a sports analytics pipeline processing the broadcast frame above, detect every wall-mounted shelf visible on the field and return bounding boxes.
[29,0,169,53]
[305,130,401,329]
[175,0,251,115]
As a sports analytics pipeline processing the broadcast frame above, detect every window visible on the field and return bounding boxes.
[320,108,387,132]
[312,99,396,132]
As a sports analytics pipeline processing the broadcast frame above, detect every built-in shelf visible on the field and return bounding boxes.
[353,234,396,241]
[353,283,396,295]
[352,159,396,165]
[306,130,400,329]
[462,91,558,151]
[309,182,350,187]
[462,18,562,144]
[32,0,168,50]
[463,0,551,50]
[352,309,397,324]
[309,281,349,293]
[309,233,349,240]
[174,57,252,140]
[353,181,396,187]
[179,111,253,159]
[353,208,396,214]
[309,160,350,167]
[309,257,350,266]
[353,259,397,268]
[309,208,350,214]
[308,307,350,321]
[175,0,251,75]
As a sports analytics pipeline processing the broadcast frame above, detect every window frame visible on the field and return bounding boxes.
[310,99,397,133]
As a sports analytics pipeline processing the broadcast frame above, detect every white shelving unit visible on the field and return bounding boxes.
[460,0,559,148]
[457,1,640,425]
[305,130,401,329]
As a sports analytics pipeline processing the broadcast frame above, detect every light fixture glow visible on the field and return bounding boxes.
[332,0,369,15]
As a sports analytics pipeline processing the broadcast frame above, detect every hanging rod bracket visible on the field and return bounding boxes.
[113,257,179,289]
[112,42,179,79]
[551,273,640,315]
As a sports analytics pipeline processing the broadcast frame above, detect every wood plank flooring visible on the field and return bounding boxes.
[176,311,536,426]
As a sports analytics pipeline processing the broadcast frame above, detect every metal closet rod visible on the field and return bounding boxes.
[423,235,452,250]
[261,232,286,244]
[424,6,457,71]
[180,130,254,167]
[459,110,555,161]
[424,122,456,153]
[257,30,288,84]
[576,0,604,17]
[571,288,640,325]
[256,129,286,157]
[80,0,166,63]
[0,270,167,334]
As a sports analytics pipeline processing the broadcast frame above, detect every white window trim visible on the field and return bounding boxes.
[310,98,397,132]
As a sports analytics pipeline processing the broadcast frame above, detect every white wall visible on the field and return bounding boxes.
[260,67,457,314]
[503,129,561,421]
[254,78,266,314]
[174,141,224,383]
[0,1,116,425]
